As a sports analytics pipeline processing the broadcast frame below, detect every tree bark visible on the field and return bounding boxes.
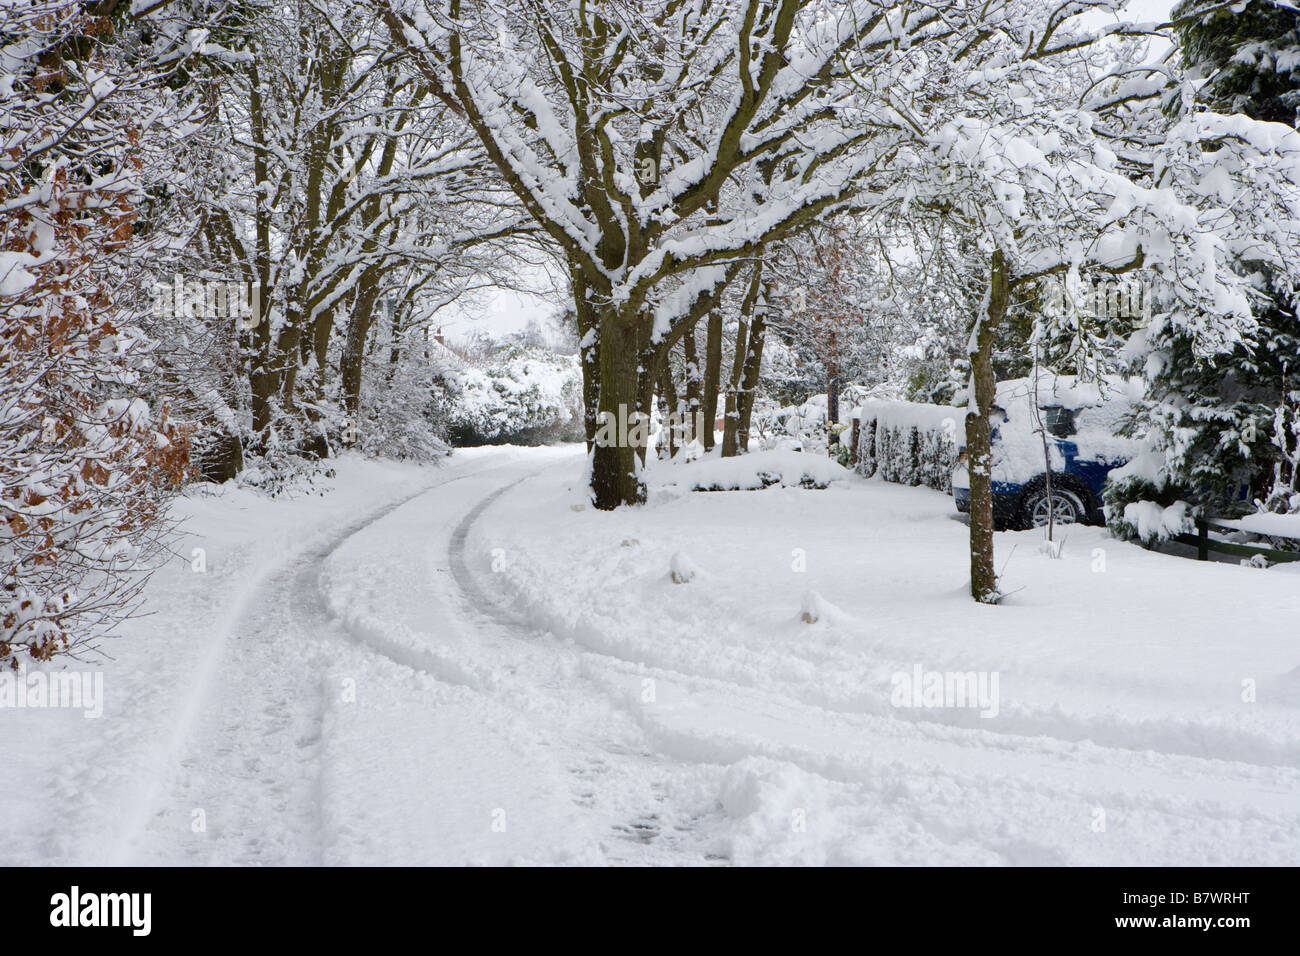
[573,272,600,450]
[736,287,769,452]
[658,360,679,458]
[722,268,761,457]
[683,322,702,443]
[700,309,723,451]
[635,322,658,467]
[966,248,1011,604]
[591,312,646,509]
[720,322,746,457]
[341,268,383,417]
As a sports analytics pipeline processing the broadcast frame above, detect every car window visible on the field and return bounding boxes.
[1042,406,1075,438]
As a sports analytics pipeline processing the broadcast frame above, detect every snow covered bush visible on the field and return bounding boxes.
[1,1,193,666]
[857,402,961,492]
[749,386,880,456]
[443,345,583,446]
[1102,3,1300,540]
[1104,118,1300,535]
[354,351,452,461]
[752,396,829,451]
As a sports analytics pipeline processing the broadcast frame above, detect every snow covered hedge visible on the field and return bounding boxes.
[856,401,961,492]
[443,345,584,446]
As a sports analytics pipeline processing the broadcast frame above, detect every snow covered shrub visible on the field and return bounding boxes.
[353,345,452,461]
[1262,398,1300,515]
[1,0,194,666]
[751,396,828,451]
[1105,474,1194,546]
[830,428,854,470]
[856,417,878,478]
[752,390,878,454]
[443,345,583,446]
[858,402,961,492]
[648,449,850,492]
[234,453,335,499]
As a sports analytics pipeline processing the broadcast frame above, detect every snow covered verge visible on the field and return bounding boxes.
[4,446,1296,866]
[465,452,1300,865]
[0,454,454,866]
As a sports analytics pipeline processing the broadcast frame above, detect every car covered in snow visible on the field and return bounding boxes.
[950,374,1142,529]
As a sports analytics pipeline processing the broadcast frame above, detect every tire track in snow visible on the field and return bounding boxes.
[323,460,724,864]
[114,465,488,865]
[460,475,1299,865]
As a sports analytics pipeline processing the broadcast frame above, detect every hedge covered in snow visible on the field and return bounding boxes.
[442,345,584,446]
[856,400,961,492]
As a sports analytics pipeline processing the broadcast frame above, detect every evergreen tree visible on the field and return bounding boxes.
[1174,0,1300,127]
[1107,2,1300,541]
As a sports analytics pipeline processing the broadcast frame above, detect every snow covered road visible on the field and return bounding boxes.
[3,445,1297,866]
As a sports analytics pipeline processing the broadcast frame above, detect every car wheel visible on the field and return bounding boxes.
[1021,484,1086,529]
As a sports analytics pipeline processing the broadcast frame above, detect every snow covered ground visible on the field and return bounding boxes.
[3,445,1297,866]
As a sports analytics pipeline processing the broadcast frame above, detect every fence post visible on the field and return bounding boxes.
[1196,518,1208,561]
[850,413,860,467]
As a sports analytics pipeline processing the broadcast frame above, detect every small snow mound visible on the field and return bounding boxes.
[718,757,810,819]
[799,589,841,624]
[1039,538,1064,559]
[669,551,699,584]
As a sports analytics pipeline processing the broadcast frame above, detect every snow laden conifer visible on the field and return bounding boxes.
[1105,1,1300,539]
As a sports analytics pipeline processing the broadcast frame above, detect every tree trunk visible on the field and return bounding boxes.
[722,266,762,457]
[722,343,743,460]
[312,310,332,373]
[683,322,702,443]
[658,360,678,458]
[736,289,769,452]
[277,313,303,416]
[341,270,382,417]
[635,324,657,467]
[387,300,403,380]
[248,58,274,442]
[574,273,600,450]
[966,248,1011,604]
[700,308,723,451]
[591,312,646,509]
[250,333,276,437]
[826,336,840,449]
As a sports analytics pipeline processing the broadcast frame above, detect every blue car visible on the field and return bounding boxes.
[950,375,1139,530]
